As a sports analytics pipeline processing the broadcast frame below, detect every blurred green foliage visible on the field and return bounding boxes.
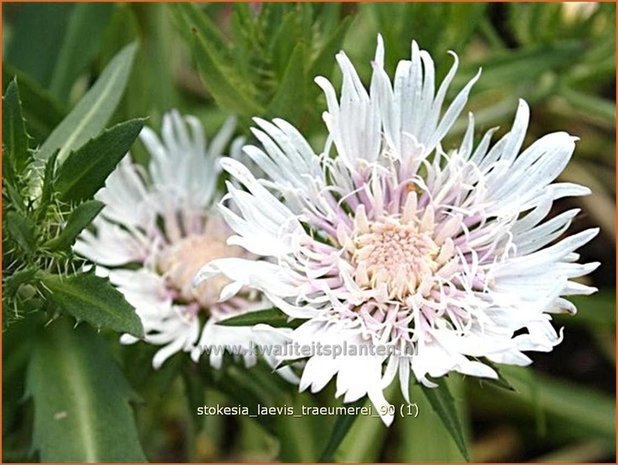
[2,2,615,463]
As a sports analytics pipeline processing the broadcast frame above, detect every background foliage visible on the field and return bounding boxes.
[2,2,616,462]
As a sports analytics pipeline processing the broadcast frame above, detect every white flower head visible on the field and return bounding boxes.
[197,37,600,425]
[74,110,295,377]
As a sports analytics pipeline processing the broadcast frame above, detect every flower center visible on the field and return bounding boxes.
[349,203,455,300]
[158,234,243,307]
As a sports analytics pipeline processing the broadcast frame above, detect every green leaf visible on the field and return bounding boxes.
[228,4,264,85]
[336,409,387,462]
[38,272,144,337]
[5,3,74,87]
[400,377,468,461]
[274,392,321,462]
[517,364,546,435]
[455,41,583,92]
[169,3,228,53]
[44,200,104,251]
[181,362,206,435]
[559,85,616,124]
[479,375,517,392]
[420,379,470,461]
[3,315,40,440]
[3,183,28,217]
[266,42,306,122]
[171,4,263,115]
[2,146,18,196]
[5,211,36,255]
[35,42,138,166]
[2,79,31,177]
[309,15,352,78]
[269,11,300,79]
[478,366,615,442]
[364,3,485,71]
[560,291,615,327]
[26,319,146,461]
[445,3,487,53]
[36,151,59,222]
[119,4,179,120]
[205,364,279,435]
[54,118,144,202]
[192,30,264,115]
[319,398,366,461]
[2,64,66,144]
[478,360,517,392]
[216,307,300,328]
[49,3,115,101]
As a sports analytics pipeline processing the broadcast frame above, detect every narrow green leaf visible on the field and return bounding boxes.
[336,408,387,462]
[3,180,27,215]
[475,366,615,441]
[3,316,38,437]
[169,3,228,53]
[2,146,18,195]
[36,151,60,223]
[54,118,144,202]
[479,375,517,392]
[181,362,206,435]
[171,6,263,116]
[203,365,280,435]
[216,307,300,328]
[3,79,30,177]
[269,11,300,78]
[38,272,144,337]
[121,4,179,119]
[319,398,366,462]
[478,360,517,392]
[446,3,487,53]
[2,64,66,144]
[96,5,140,76]
[5,211,36,255]
[3,319,48,459]
[337,380,400,462]
[559,85,616,123]
[36,42,138,166]
[267,42,306,122]
[400,378,468,461]
[193,32,264,115]
[49,3,115,101]
[274,394,321,462]
[227,4,262,84]
[420,380,470,461]
[27,319,146,461]
[523,365,546,435]
[309,15,352,78]
[479,16,508,50]
[455,41,583,91]
[44,200,104,251]
[493,365,546,435]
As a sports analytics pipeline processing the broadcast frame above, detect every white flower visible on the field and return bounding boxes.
[197,37,600,425]
[74,110,295,378]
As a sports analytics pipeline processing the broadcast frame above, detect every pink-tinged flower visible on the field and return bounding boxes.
[196,37,599,425]
[74,111,295,377]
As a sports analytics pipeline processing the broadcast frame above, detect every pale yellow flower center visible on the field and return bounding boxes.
[158,234,243,307]
[346,196,456,300]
